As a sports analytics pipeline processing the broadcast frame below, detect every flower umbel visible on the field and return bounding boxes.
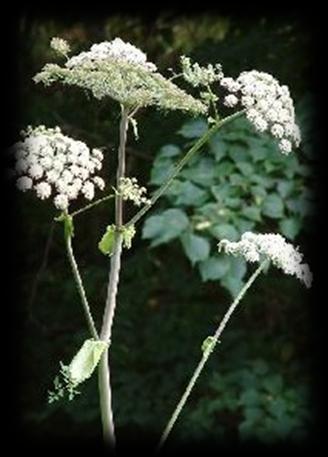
[221,70,301,154]
[50,37,71,57]
[117,177,150,206]
[13,125,105,211]
[34,38,207,114]
[218,232,312,288]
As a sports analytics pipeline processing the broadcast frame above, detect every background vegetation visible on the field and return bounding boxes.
[15,14,317,449]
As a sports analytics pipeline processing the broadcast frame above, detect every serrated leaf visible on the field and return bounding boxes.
[262,193,284,219]
[199,256,230,281]
[142,209,189,246]
[98,225,116,255]
[181,233,210,265]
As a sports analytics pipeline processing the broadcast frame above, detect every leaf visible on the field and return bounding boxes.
[68,339,108,385]
[142,209,189,246]
[181,233,210,265]
[279,218,301,240]
[178,118,208,138]
[242,206,262,222]
[98,225,116,256]
[158,144,181,158]
[263,374,283,394]
[182,158,216,186]
[175,181,208,206]
[209,134,228,161]
[277,180,294,198]
[236,162,254,176]
[240,388,260,407]
[150,158,175,185]
[221,275,244,298]
[199,256,230,281]
[229,256,247,280]
[209,224,239,241]
[262,193,284,219]
[229,146,249,162]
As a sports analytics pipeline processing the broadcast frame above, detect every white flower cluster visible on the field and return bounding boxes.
[66,38,157,72]
[50,37,71,57]
[218,232,312,288]
[181,56,223,87]
[221,71,301,154]
[117,177,150,206]
[13,125,105,211]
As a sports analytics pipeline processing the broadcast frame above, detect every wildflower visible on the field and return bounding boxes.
[12,125,105,211]
[50,37,71,57]
[181,56,223,87]
[220,70,301,153]
[218,232,312,288]
[117,177,150,206]
[34,38,207,115]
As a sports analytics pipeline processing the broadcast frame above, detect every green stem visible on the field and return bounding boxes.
[69,194,115,218]
[65,235,98,340]
[157,259,268,452]
[126,110,244,228]
[98,105,129,449]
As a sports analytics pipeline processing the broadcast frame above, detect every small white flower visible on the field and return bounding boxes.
[93,176,105,190]
[35,182,52,200]
[224,94,239,108]
[29,164,44,179]
[92,148,104,161]
[241,96,255,108]
[81,181,95,200]
[51,37,71,56]
[15,159,29,174]
[54,194,69,211]
[16,176,33,192]
[279,138,292,154]
[271,124,284,139]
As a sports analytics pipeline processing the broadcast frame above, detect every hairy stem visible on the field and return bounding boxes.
[98,106,129,448]
[65,236,98,339]
[126,110,244,228]
[157,259,268,451]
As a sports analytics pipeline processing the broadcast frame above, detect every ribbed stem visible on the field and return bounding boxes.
[98,106,129,449]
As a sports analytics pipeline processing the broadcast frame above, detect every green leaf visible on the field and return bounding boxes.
[68,339,108,385]
[181,233,210,265]
[277,180,294,198]
[249,145,268,161]
[240,388,261,407]
[229,146,249,163]
[175,181,208,206]
[229,256,247,280]
[263,374,283,394]
[178,118,208,138]
[215,161,235,178]
[262,193,284,219]
[158,144,181,158]
[142,209,189,246]
[236,162,254,176]
[279,218,301,240]
[209,224,239,241]
[242,206,262,222]
[150,158,175,185]
[98,225,116,256]
[182,158,215,186]
[199,256,230,281]
[221,275,244,298]
[209,134,228,161]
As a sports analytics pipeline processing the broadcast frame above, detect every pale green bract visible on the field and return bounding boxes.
[68,339,108,384]
[48,339,108,403]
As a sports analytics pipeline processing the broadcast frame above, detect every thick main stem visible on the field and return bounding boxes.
[65,235,98,340]
[157,260,268,451]
[98,106,129,448]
